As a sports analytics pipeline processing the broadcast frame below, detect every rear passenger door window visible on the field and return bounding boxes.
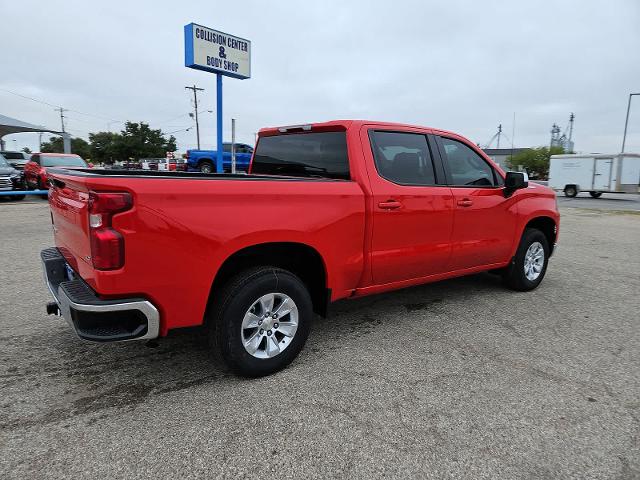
[369,131,437,186]
[439,137,497,187]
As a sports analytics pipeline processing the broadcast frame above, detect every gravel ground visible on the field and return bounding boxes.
[0,198,639,479]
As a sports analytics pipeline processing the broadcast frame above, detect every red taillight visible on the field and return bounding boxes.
[88,191,132,270]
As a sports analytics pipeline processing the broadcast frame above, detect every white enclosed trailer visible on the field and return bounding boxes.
[548,153,640,197]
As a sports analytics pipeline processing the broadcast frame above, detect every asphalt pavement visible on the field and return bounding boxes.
[1,196,639,479]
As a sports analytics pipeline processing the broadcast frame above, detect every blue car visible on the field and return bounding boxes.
[186,143,254,173]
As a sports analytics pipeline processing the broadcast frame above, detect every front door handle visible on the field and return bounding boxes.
[457,199,473,207]
[378,200,402,210]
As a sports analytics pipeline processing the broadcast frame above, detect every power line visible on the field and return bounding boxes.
[0,87,59,108]
[0,87,124,123]
[1,86,205,137]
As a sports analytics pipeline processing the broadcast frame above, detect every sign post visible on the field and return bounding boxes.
[216,74,223,172]
[184,23,251,172]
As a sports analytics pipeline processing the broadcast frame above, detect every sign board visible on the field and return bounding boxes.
[184,23,251,79]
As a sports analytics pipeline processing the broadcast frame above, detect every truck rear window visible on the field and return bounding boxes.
[252,132,349,180]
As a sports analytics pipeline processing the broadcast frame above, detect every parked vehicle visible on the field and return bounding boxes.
[549,153,640,197]
[41,120,559,376]
[0,150,30,170]
[186,142,254,173]
[24,153,89,190]
[0,153,25,200]
[118,161,142,170]
[142,158,187,172]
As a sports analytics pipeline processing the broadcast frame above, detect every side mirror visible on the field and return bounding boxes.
[504,171,528,196]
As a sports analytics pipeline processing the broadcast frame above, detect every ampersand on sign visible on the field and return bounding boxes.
[219,46,227,59]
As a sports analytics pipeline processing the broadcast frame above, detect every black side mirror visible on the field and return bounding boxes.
[504,171,529,196]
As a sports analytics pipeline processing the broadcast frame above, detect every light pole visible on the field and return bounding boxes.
[621,93,640,153]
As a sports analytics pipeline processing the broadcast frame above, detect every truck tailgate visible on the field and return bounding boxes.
[48,175,92,273]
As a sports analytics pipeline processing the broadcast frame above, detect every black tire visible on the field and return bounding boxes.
[12,195,25,201]
[564,185,578,198]
[502,228,550,291]
[206,267,313,377]
[589,191,603,198]
[199,161,214,174]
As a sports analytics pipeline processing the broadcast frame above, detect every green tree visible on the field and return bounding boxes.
[22,147,32,154]
[88,131,121,165]
[118,122,176,160]
[506,146,564,179]
[41,136,91,160]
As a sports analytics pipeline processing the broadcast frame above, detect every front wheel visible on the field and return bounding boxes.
[207,267,313,377]
[502,228,550,291]
[589,191,603,198]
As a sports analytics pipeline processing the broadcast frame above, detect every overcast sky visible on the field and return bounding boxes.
[2,0,639,154]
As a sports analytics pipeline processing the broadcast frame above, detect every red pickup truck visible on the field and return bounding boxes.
[42,120,559,376]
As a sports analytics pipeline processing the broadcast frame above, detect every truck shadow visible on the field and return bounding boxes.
[2,272,509,431]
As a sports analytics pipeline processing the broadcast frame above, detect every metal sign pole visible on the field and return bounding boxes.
[216,74,223,173]
[231,118,236,174]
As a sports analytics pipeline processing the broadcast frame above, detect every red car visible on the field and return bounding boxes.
[24,153,89,190]
[42,120,559,376]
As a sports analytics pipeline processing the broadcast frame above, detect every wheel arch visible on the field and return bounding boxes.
[197,157,214,166]
[523,216,557,256]
[208,242,330,319]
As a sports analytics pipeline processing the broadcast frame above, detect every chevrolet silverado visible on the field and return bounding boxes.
[41,120,559,376]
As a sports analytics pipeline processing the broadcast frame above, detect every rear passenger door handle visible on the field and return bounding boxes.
[378,200,402,210]
[457,199,473,207]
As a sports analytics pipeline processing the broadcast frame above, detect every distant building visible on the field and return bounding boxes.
[482,148,529,170]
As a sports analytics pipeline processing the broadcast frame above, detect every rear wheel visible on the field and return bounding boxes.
[199,161,214,174]
[564,185,578,198]
[206,267,313,377]
[11,195,25,201]
[502,228,550,291]
[589,191,603,198]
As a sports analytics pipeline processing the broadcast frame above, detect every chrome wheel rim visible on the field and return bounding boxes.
[524,241,544,281]
[241,293,299,359]
[200,164,212,173]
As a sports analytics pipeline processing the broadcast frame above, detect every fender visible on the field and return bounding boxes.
[510,184,560,257]
[208,230,360,303]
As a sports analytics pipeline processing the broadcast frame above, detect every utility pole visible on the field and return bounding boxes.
[231,118,236,174]
[622,93,640,153]
[57,107,66,133]
[567,113,575,153]
[185,85,204,149]
[56,107,71,153]
[497,124,502,149]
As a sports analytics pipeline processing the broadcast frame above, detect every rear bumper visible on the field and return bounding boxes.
[41,247,159,342]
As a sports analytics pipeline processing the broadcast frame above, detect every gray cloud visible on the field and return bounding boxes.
[2,0,639,154]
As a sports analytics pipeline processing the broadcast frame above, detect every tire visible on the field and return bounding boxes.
[589,191,603,198]
[12,195,25,201]
[199,161,214,174]
[564,185,578,198]
[502,228,550,291]
[206,267,313,377]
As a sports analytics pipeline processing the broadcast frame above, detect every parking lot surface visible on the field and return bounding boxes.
[1,198,639,479]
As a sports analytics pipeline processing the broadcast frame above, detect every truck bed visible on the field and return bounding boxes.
[47,167,367,336]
